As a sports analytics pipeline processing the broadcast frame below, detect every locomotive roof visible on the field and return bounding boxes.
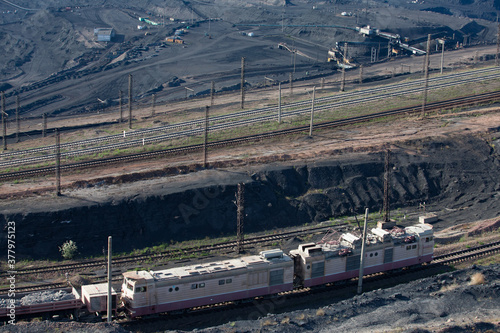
[124,250,292,284]
[405,223,433,236]
[292,223,434,259]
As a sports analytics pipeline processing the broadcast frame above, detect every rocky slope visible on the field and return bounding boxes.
[1,132,499,259]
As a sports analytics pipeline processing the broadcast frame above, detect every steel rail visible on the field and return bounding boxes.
[2,67,499,160]
[0,91,498,180]
[2,73,499,169]
[0,224,345,279]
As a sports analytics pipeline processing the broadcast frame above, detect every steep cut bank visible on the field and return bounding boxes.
[1,133,500,259]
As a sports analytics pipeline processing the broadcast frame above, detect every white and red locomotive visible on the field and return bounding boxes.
[120,223,434,318]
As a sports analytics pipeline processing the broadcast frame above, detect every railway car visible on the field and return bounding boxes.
[0,283,118,321]
[290,223,434,287]
[121,249,294,318]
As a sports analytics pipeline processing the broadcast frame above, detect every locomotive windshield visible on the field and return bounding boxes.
[123,277,133,291]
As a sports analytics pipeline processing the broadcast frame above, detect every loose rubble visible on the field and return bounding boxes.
[0,290,74,308]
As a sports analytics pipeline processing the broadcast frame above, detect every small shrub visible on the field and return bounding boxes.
[470,272,486,285]
[262,319,277,326]
[316,308,325,316]
[59,240,78,260]
[295,313,306,321]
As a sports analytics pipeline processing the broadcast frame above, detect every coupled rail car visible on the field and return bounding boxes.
[0,283,118,321]
[0,223,433,321]
[121,223,434,318]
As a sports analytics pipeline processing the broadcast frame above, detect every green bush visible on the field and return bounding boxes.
[59,240,78,260]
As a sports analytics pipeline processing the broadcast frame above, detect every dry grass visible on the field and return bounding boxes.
[316,308,326,316]
[280,316,290,324]
[439,283,460,293]
[295,313,307,321]
[469,272,486,285]
[261,319,277,326]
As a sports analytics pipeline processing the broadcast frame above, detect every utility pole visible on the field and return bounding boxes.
[289,72,293,95]
[203,106,209,168]
[439,39,445,74]
[151,94,156,117]
[383,149,391,223]
[293,49,296,73]
[421,34,431,118]
[240,57,245,109]
[278,82,282,124]
[119,90,123,123]
[309,86,315,137]
[359,65,363,84]
[321,77,325,89]
[357,208,369,294]
[1,91,6,150]
[496,24,500,66]
[340,42,347,92]
[128,74,133,129]
[42,113,47,138]
[55,129,61,196]
[210,81,215,106]
[107,236,112,323]
[236,183,245,254]
[15,95,19,143]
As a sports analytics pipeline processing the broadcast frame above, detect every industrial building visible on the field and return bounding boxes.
[94,28,115,42]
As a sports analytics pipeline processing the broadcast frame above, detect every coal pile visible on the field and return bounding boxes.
[0,290,75,308]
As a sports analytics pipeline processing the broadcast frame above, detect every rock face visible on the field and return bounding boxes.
[1,134,499,259]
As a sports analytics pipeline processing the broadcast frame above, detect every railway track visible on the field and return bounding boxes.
[0,224,345,281]
[1,90,498,181]
[2,66,499,162]
[2,235,499,297]
[121,239,500,328]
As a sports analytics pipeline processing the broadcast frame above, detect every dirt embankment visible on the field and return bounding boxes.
[1,128,500,259]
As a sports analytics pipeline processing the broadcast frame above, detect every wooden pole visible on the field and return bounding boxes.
[421,34,431,118]
[128,74,133,129]
[15,95,19,143]
[236,183,245,253]
[203,106,209,168]
[440,41,445,74]
[119,90,123,123]
[107,236,112,322]
[240,57,245,109]
[278,82,282,123]
[42,113,47,138]
[151,94,156,117]
[210,81,215,106]
[55,129,61,196]
[1,92,6,150]
[309,86,315,137]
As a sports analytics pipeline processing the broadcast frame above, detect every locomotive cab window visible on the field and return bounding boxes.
[199,283,205,288]
[219,279,225,285]
[135,286,147,292]
[226,279,232,284]
[191,283,198,289]
[126,282,133,291]
[412,244,417,249]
